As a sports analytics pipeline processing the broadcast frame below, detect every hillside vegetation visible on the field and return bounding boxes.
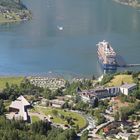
[113,0,140,7]
[106,74,134,86]
[0,0,26,10]
[0,77,24,90]
[0,0,31,23]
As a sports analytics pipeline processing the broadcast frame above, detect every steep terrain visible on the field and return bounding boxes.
[0,0,31,23]
[0,0,26,10]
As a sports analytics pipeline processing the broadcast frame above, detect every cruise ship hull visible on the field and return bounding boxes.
[98,55,117,70]
[97,40,117,70]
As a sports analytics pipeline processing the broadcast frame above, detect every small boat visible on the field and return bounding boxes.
[57,26,63,31]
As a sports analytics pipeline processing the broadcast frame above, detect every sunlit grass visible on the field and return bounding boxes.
[106,74,134,87]
[35,107,87,129]
[0,76,24,90]
[31,116,40,123]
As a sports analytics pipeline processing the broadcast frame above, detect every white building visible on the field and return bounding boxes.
[80,92,97,105]
[9,95,30,121]
[78,83,137,105]
[50,99,65,108]
[120,83,137,95]
[79,88,110,106]
[115,132,131,140]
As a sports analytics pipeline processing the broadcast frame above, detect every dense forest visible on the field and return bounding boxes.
[0,116,77,140]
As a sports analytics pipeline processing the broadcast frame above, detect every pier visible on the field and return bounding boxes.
[121,64,140,67]
[116,55,140,68]
[117,63,140,68]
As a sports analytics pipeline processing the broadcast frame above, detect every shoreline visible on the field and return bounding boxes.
[0,70,92,80]
[0,11,31,24]
[0,1,32,24]
[113,0,140,8]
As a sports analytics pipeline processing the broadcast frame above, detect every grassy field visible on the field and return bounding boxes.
[0,14,20,23]
[0,14,10,23]
[0,76,24,90]
[106,74,134,87]
[31,116,40,123]
[0,10,31,24]
[34,107,87,129]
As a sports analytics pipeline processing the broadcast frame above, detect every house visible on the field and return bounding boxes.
[50,99,65,108]
[115,132,131,140]
[78,87,114,104]
[9,95,30,121]
[94,88,110,99]
[103,122,120,135]
[120,83,137,95]
[79,88,109,99]
[78,88,111,106]
[28,76,66,90]
[79,92,97,105]
[78,83,137,105]
[106,86,120,96]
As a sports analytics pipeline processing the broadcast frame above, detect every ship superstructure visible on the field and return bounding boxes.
[97,40,117,70]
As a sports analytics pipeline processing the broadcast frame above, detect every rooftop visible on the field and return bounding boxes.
[120,83,137,89]
[50,99,65,106]
[9,95,30,121]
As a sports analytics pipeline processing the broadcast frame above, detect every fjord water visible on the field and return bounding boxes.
[0,0,140,77]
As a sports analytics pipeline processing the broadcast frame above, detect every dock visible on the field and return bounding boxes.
[117,63,140,68]
[116,55,140,68]
[121,64,140,67]
[116,55,127,67]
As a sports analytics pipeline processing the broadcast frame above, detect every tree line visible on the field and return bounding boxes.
[0,116,77,140]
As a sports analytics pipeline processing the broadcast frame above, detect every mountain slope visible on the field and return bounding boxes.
[0,0,31,23]
[0,0,27,10]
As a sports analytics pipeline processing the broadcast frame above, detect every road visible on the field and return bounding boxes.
[92,114,114,139]
[77,114,96,136]
[29,106,114,139]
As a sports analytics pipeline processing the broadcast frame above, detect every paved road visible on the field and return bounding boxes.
[92,114,114,139]
[77,114,96,136]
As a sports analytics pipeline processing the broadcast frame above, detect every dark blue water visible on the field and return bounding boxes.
[0,0,140,77]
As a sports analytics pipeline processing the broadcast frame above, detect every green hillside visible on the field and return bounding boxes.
[0,0,27,10]
[113,0,140,7]
[0,0,31,23]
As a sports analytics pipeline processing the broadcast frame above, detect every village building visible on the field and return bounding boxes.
[78,88,110,106]
[41,98,65,108]
[106,86,120,96]
[120,83,137,95]
[9,95,30,121]
[78,87,116,105]
[115,132,131,140]
[78,83,137,105]
[79,88,109,99]
[50,99,65,108]
[28,76,66,90]
[79,92,97,105]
